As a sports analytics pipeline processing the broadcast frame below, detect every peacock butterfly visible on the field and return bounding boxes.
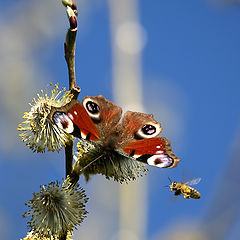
[49,95,180,181]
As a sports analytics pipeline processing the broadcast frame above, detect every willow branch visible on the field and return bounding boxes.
[63,2,80,177]
[62,1,80,239]
[64,5,81,100]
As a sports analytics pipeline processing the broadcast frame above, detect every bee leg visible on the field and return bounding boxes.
[184,194,190,199]
[174,189,181,196]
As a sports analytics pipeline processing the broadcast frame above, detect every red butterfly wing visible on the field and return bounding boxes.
[116,111,180,168]
[50,99,100,141]
[123,137,166,155]
[123,137,180,168]
[81,95,122,140]
[51,96,122,142]
[67,102,99,141]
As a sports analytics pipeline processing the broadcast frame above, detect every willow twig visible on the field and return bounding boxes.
[64,4,80,99]
[63,1,80,176]
[62,1,80,239]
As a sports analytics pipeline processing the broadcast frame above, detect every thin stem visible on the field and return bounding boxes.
[65,32,76,89]
[65,140,74,177]
[61,1,80,240]
[64,6,80,99]
[63,1,80,180]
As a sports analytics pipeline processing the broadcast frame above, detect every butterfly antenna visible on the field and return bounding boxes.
[109,154,118,175]
[79,153,105,173]
[168,177,172,183]
[68,153,104,187]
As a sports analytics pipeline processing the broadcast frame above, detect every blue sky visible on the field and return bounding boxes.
[0,0,240,239]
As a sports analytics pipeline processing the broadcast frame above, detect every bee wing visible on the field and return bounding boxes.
[185,177,201,186]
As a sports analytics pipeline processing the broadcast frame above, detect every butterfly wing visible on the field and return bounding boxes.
[50,95,122,142]
[81,95,122,140]
[50,99,100,141]
[123,137,179,168]
[118,111,180,168]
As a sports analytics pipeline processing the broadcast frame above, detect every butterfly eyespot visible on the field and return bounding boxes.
[142,124,156,135]
[135,123,161,139]
[147,154,173,168]
[86,101,100,114]
[52,111,74,133]
[83,98,101,121]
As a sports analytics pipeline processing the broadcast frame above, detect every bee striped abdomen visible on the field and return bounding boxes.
[188,187,201,199]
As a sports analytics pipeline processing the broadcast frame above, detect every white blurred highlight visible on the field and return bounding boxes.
[109,0,147,240]
[109,0,145,112]
[116,22,147,55]
[111,229,139,240]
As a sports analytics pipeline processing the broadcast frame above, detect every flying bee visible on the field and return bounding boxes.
[166,177,201,199]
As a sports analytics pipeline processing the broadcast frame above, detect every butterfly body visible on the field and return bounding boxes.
[50,95,180,182]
